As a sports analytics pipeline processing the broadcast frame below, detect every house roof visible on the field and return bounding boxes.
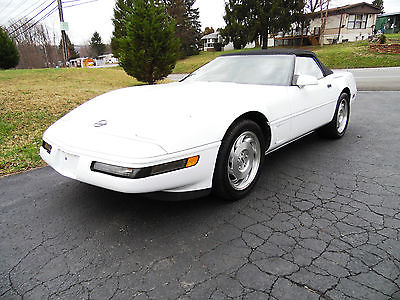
[307,2,381,18]
[378,12,400,18]
[221,49,333,77]
[201,32,219,40]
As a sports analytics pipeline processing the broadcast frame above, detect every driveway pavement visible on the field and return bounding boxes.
[1,91,400,299]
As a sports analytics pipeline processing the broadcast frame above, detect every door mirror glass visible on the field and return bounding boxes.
[296,74,318,87]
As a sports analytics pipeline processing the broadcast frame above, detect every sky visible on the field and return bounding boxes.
[0,0,399,45]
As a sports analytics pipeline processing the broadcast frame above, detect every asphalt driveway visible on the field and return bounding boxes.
[1,91,400,299]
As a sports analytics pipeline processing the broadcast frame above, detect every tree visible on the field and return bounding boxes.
[59,34,79,60]
[118,0,180,84]
[220,1,249,49]
[372,0,384,13]
[201,27,215,37]
[163,0,201,57]
[222,0,305,49]
[111,0,134,58]
[304,0,329,13]
[0,27,19,69]
[89,31,106,57]
[7,19,59,68]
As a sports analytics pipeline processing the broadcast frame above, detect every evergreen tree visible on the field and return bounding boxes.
[0,27,19,69]
[111,0,134,58]
[118,0,180,84]
[59,34,79,59]
[372,0,384,13]
[220,1,248,49]
[222,0,305,49]
[163,0,201,57]
[89,31,106,57]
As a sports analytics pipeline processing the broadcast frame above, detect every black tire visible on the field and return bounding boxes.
[318,92,350,139]
[212,120,265,201]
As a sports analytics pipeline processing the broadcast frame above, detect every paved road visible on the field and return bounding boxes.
[341,67,400,91]
[1,92,400,299]
[169,67,400,91]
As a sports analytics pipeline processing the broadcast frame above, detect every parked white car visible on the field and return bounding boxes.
[40,50,357,200]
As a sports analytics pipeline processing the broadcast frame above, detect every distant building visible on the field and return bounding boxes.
[275,2,381,46]
[69,57,95,68]
[376,12,400,34]
[95,54,119,66]
[200,32,222,51]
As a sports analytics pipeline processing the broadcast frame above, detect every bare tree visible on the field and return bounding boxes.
[305,0,331,13]
[7,19,60,68]
[319,0,330,46]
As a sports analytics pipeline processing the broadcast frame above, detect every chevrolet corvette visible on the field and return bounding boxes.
[40,49,357,200]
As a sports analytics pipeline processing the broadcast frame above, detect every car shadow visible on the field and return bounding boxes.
[60,131,334,223]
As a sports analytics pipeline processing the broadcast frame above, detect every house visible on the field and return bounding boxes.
[201,32,222,51]
[95,54,119,66]
[201,31,259,51]
[275,2,381,46]
[376,12,400,34]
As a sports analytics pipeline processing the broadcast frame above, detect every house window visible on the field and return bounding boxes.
[347,14,368,29]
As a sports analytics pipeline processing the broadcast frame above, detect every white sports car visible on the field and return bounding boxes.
[40,49,357,200]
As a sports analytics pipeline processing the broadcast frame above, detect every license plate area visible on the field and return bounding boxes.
[55,150,79,177]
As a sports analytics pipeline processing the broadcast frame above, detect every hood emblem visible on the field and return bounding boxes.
[94,120,107,127]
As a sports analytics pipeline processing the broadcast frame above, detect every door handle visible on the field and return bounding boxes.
[327,84,332,88]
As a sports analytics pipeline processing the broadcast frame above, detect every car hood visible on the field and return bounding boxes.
[45,82,286,158]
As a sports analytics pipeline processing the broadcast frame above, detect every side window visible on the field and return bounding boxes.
[294,57,324,79]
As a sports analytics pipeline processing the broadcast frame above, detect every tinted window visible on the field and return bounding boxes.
[294,57,324,79]
[183,55,293,86]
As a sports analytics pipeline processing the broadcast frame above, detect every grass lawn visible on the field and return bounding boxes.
[0,67,140,176]
[1,40,399,176]
[173,40,400,73]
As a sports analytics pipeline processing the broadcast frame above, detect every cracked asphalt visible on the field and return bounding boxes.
[1,91,400,299]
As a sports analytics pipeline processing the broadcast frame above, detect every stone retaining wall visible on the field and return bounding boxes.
[369,44,400,54]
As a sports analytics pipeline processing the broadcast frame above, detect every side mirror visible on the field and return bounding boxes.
[296,74,318,88]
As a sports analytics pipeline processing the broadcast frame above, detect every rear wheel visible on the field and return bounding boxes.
[318,92,350,139]
[212,120,265,201]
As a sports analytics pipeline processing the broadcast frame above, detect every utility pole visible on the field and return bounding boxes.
[57,0,68,66]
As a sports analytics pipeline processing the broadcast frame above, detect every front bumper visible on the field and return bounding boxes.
[39,138,220,194]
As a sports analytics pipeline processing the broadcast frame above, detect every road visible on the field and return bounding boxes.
[169,67,400,91]
[1,91,399,299]
[339,67,400,91]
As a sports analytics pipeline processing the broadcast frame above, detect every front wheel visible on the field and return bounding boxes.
[318,92,350,139]
[212,120,265,201]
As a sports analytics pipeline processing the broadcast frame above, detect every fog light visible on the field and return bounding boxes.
[91,162,141,178]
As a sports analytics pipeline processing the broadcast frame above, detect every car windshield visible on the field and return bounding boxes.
[183,55,294,86]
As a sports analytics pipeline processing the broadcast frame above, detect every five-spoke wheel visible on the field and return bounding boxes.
[212,120,265,201]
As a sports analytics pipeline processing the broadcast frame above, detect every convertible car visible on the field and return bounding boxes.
[40,49,357,200]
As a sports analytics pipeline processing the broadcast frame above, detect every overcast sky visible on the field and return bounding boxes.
[0,0,398,45]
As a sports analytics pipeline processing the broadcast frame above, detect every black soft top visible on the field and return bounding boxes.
[221,49,333,77]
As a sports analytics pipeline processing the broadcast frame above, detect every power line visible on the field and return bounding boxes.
[9,0,57,36]
[7,0,50,28]
[63,0,98,9]
[11,5,58,38]
[7,0,49,25]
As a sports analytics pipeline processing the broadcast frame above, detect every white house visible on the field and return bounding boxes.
[275,2,381,46]
[308,2,380,44]
[201,32,222,51]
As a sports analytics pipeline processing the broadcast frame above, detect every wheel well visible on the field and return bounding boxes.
[231,111,272,149]
[342,87,351,97]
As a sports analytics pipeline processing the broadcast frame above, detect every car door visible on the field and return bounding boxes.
[288,56,338,137]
